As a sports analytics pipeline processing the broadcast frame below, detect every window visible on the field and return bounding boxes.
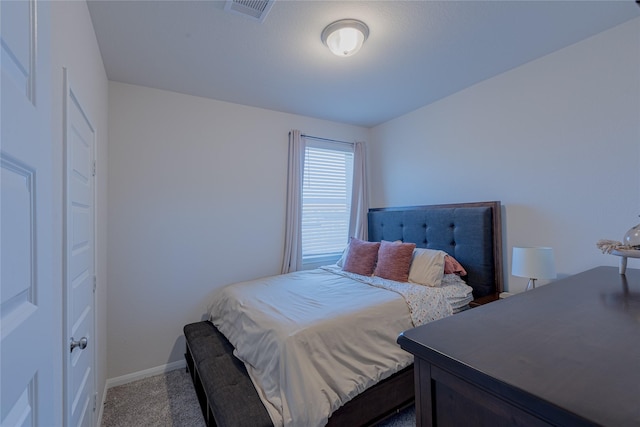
[301,141,354,267]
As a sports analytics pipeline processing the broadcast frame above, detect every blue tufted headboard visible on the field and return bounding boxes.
[368,201,503,298]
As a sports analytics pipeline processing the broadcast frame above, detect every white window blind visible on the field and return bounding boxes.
[302,141,354,265]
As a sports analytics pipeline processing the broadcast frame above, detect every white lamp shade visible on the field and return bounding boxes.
[512,247,556,280]
[321,19,369,57]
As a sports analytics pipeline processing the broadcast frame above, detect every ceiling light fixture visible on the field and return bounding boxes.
[321,19,369,57]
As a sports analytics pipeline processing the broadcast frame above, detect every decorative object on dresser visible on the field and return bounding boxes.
[623,217,640,248]
[398,266,640,427]
[596,217,640,274]
[183,201,503,427]
[511,246,556,290]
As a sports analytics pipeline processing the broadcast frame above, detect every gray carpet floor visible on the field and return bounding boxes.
[101,368,415,426]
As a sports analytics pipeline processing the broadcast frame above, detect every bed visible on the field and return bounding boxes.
[184,201,503,427]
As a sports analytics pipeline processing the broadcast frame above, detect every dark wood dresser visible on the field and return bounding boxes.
[397,266,640,427]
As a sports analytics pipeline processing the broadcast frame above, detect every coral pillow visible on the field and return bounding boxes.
[374,240,416,282]
[342,238,380,276]
[444,255,467,276]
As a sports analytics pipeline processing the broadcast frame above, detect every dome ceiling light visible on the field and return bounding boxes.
[321,19,369,57]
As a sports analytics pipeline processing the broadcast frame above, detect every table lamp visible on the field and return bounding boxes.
[512,247,556,291]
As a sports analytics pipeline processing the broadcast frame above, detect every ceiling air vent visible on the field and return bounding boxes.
[224,0,275,23]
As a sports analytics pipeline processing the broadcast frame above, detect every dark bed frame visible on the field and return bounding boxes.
[184,201,503,427]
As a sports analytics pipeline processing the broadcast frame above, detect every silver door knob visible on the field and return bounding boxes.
[70,337,88,352]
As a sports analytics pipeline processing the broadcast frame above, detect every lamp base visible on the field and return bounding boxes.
[526,278,537,291]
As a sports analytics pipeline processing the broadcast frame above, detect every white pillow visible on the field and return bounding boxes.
[336,245,349,267]
[408,248,446,287]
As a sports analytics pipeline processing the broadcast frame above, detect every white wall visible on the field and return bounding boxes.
[107,83,369,378]
[369,18,640,293]
[107,15,639,378]
[51,0,109,417]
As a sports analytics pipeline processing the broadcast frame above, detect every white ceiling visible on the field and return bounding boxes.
[87,0,640,127]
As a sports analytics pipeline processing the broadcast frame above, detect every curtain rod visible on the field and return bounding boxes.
[291,132,354,146]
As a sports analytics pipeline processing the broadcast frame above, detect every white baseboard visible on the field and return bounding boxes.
[104,359,186,389]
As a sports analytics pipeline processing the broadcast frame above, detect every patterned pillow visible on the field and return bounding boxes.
[373,240,416,282]
[444,255,467,276]
[342,238,380,276]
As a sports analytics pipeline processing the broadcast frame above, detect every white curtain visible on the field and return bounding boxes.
[349,141,368,240]
[282,134,367,273]
[281,130,305,274]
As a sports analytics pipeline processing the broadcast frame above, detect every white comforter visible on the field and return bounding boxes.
[208,267,471,427]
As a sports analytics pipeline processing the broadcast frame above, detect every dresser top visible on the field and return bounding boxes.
[398,266,640,426]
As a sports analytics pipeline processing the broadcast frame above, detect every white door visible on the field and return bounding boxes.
[63,69,96,427]
[1,0,56,426]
